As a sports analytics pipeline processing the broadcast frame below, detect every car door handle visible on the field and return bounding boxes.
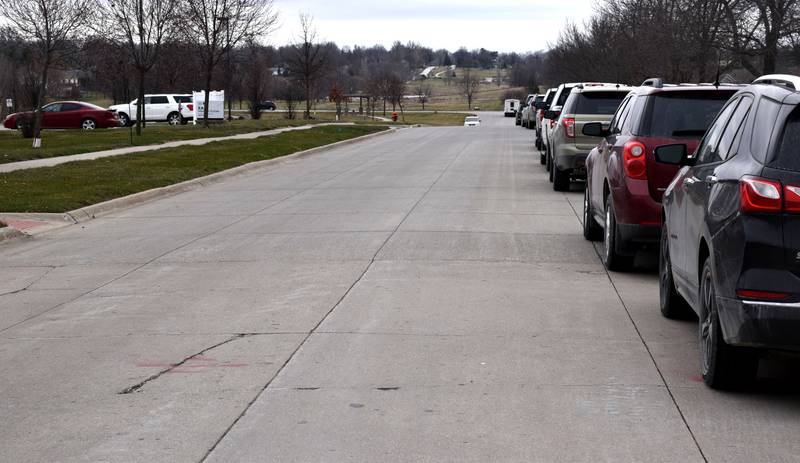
[683,177,698,186]
[706,175,719,185]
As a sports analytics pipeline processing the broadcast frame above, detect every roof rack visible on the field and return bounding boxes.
[752,74,800,90]
[641,78,664,88]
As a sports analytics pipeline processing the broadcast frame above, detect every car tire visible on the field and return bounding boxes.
[167,112,182,126]
[539,152,546,165]
[583,187,603,241]
[81,118,97,130]
[603,196,634,271]
[699,257,759,389]
[545,146,552,173]
[553,166,570,191]
[118,112,130,127]
[659,222,693,319]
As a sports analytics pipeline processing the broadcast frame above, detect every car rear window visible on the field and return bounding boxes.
[555,87,573,106]
[773,109,800,171]
[572,91,628,115]
[544,91,556,105]
[639,92,735,138]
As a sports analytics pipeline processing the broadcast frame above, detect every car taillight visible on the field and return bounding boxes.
[187,104,194,111]
[562,117,575,138]
[622,141,647,180]
[740,176,782,213]
[737,289,791,301]
[785,185,800,213]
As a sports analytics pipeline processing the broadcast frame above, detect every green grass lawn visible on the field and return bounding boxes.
[0,125,387,213]
[0,113,341,165]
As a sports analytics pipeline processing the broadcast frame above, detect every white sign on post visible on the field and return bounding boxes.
[192,90,225,124]
[5,99,11,109]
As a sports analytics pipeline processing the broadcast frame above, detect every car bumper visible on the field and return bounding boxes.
[554,144,593,173]
[717,297,800,350]
[615,223,660,255]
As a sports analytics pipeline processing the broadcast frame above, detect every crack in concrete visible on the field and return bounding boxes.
[0,266,56,297]
[119,334,246,394]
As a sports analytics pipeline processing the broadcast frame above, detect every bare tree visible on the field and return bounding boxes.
[181,0,278,127]
[387,73,406,121]
[244,40,271,119]
[461,68,481,110]
[415,81,432,110]
[100,0,175,135]
[0,0,92,146]
[287,14,327,119]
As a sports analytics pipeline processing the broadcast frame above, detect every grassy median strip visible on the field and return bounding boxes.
[0,114,341,164]
[0,125,387,213]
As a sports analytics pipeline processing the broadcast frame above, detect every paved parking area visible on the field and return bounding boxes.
[2,113,799,462]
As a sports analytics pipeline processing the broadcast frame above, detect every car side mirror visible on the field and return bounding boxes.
[582,122,609,137]
[654,144,690,165]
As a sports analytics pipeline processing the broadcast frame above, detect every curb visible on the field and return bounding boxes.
[0,226,27,243]
[58,126,399,224]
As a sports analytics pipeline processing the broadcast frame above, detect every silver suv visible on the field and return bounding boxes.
[546,83,633,191]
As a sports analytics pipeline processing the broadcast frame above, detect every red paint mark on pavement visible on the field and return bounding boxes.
[689,375,704,383]
[3,219,47,231]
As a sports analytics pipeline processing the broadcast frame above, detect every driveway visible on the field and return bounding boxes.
[1,112,799,462]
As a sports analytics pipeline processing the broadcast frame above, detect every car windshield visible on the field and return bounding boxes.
[466,117,478,122]
[639,92,734,138]
[574,91,628,115]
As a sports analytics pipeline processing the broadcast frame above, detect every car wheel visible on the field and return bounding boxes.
[545,146,552,173]
[539,152,546,165]
[583,187,603,241]
[548,151,555,182]
[118,113,130,126]
[81,118,97,130]
[659,222,693,319]
[553,166,570,191]
[699,257,759,389]
[167,112,182,125]
[603,196,634,271]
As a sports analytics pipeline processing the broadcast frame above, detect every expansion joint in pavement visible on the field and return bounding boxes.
[565,198,709,463]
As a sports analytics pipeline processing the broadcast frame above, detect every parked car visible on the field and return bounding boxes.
[547,83,632,190]
[524,94,544,130]
[504,99,520,117]
[534,88,558,156]
[519,94,535,127]
[108,94,193,126]
[256,100,277,111]
[658,74,800,389]
[581,78,739,271]
[464,116,481,127]
[541,83,578,171]
[3,101,120,130]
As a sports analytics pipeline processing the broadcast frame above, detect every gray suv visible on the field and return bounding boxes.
[546,84,633,190]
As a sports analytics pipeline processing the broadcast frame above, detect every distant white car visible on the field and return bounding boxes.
[464,116,481,127]
[109,94,194,126]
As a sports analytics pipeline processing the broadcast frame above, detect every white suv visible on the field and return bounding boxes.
[109,94,193,126]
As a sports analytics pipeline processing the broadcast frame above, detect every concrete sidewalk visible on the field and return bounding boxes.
[0,122,353,173]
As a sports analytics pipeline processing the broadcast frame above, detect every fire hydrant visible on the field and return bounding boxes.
[391,112,398,122]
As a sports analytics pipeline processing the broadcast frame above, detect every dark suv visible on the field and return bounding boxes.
[582,79,739,270]
[659,74,800,389]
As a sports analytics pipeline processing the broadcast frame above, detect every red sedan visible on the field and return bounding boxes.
[3,101,120,130]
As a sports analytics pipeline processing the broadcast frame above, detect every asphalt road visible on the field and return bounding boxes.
[2,112,800,462]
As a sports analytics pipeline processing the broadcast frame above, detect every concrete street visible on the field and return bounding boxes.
[2,113,800,462]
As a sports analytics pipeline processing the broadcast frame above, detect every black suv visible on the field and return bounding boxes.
[658,74,800,389]
[256,100,277,111]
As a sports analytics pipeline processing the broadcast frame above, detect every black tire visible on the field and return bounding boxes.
[118,112,130,127]
[583,186,603,241]
[548,150,555,182]
[603,196,634,271]
[545,145,552,173]
[167,112,182,126]
[539,152,546,165]
[699,257,759,389]
[553,165,571,191]
[659,221,693,319]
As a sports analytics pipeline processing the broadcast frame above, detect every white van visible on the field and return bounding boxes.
[504,99,520,117]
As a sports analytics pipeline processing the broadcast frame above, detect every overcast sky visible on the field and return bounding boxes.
[269,0,597,53]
